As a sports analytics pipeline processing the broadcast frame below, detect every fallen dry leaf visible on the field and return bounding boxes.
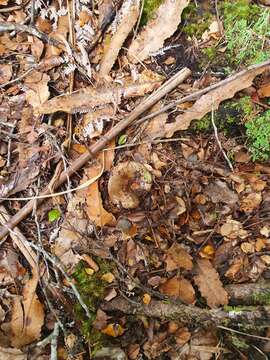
[37,81,160,114]
[10,277,44,348]
[0,64,12,85]
[163,63,270,137]
[219,218,248,240]
[99,0,140,77]
[175,327,191,346]
[165,243,193,271]
[85,163,116,227]
[241,242,255,254]
[25,71,50,109]
[108,161,152,209]
[193,259,228,308]
[204,180,238,205]
[0,347,26,360]
[240,192,262,212]
[101,323,125,337]
[159,276,195,304]
[258,82,270,98]
[128,0,189,63]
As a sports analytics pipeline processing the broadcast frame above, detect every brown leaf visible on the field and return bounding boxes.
[240,192,262,212]
[159,276,195,304]
[0,347,26,360]
[193,259,228,308]
[85,164,116,227]
[258,82,270,98]
[163,63,270,137]
[128,0,189,63]
[99,0,140,77]
[25,71,50,109]
[0,64,12,85]
[204,180,238,205]
[37,81,160,114]
[10,277,44,348]
[165,243,193,271]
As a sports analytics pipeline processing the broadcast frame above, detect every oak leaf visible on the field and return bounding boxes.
[193,259,228,308]
[163,63,270,137]
[159,276,195,304]
[165,243,193,271]
[128,0,189,63]
[10,277,44,348]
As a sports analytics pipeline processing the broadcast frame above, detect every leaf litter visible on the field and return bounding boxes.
[0,0,270,358]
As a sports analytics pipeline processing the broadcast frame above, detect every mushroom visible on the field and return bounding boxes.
[108,161,152,209]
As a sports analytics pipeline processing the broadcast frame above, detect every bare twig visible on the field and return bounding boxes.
[0,22,64,48]
[0,67,191,239]
[50,322,60,360]
[0,0,30,13]
[211,105,234,171]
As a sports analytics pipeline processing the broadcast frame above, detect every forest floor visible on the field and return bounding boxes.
[0,0,270,359]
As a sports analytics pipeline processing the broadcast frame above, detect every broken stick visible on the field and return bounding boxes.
[0,67,191,240]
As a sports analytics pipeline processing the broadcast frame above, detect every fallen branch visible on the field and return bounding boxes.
[0,67,191,239]
[102,297,270,329]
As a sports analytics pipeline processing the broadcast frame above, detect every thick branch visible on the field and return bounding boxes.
[102,297,270,327]
[225,282,270,305]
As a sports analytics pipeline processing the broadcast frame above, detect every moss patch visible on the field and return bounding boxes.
[219,0,270,68]
[246,110,270,161]
[140,0,164,26]
[72,259,114,352]
[181,2,213,38]
[192,96,254,135]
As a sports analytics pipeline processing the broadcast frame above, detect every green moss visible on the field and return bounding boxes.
[140,0,164,26]
[202,47,217,62]
[72,259,114,352]
[230,335,250,351]
[222,0,270,66]
[252,290,270,305]
[223,305,244,313]
[246,110,270,161]
[192,96,254,134]
[182,3,212,38]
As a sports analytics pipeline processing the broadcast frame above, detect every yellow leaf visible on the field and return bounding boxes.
[85,268,95,275]
[101,323,125,337]
[142,293,151,305]
[199,245,215,259]
[101,273,115,283]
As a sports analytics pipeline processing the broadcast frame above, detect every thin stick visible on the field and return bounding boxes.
[50,322,59,360]
[0,0,30,12]
[0,67,191,239]
[211,105,234,171]
[218,325,270,342]
[135,59,270,126]
[0,22,63,48]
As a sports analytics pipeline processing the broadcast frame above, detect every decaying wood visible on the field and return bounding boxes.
[0,67,191,240]
[102,297,270,328]
[226,282,270,305]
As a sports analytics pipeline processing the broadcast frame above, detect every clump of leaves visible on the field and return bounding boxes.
[223,0,270,65]
[246,110,270,161]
